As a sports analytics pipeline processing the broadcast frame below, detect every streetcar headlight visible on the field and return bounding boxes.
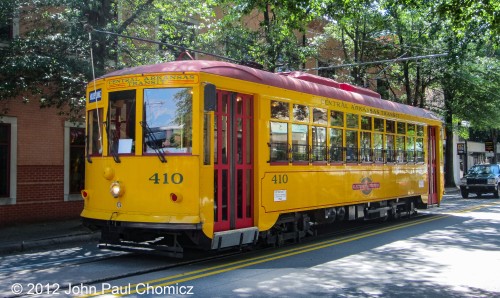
[110,181,124,198]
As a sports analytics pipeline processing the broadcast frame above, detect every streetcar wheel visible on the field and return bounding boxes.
[461,190,469,199]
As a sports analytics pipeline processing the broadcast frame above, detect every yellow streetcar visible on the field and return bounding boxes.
[81,60,443,257]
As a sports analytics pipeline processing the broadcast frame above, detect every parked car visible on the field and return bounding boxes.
[460,164,500,198]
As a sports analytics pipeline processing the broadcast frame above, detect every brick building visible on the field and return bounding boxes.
[1,9,85,226]
[0,99,85,226]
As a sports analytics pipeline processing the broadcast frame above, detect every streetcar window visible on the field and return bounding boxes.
[386,120,395,133]
[346,114,358,129]
[312,126,327,162]
[386,134,395,162]
[373,133,383,162]
[293,104,309,122]
[330,110,344,127]
[374,118,384,132]
[108,90,136,155]
[361,116,372,131]
[270,122,288,162]
[271,100,289,120]
[87,108,103,156]
[397,122,406,134]
[407,124,416,137]
[396,135,405,162]
[312,107,327,125]
[329,128,343,162]
[292,124,308,162]
[417,125,424,137]
[346,130,358,163]
[407,136,415,162]
[143,88,192,154]
[416,138,424,162]
[360,131,371,162]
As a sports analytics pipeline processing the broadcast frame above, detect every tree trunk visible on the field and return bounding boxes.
[444,87,456,188]
[491,129,498,163]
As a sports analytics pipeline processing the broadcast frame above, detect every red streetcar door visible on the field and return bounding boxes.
[428,126,438,205]
[213,91,254,232]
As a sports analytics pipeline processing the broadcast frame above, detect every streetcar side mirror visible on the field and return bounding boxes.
[204,84,216,111]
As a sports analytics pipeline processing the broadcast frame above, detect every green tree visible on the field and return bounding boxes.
[201,0,324,71]
[323,1,390,86]
[432,25,499,186]
[0,0,214,118]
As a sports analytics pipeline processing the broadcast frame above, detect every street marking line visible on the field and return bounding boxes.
[86,215,446,297]
[83,202,500,297]
[446,201,500,214]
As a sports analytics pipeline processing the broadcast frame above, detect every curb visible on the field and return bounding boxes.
[0,232,101,255]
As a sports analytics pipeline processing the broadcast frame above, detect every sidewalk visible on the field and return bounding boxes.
[0,218,100,255]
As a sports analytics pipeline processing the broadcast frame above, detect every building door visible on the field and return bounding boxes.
[213,90,254,232]
[428,126,439,205]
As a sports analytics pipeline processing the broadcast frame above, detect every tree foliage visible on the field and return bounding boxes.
[0,0,498,132]
[0,0,215,118]
[201,0,325,71]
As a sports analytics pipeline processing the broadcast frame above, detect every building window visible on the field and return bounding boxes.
[0,6,19,44]
[0,123,10,197]
[0,116,17,205]
[64,122,85,201]
[318,60,336,79]
[0,18,12,41]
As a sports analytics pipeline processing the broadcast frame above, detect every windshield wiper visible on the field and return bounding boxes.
[140,121,167,163]
[104,122,121,163]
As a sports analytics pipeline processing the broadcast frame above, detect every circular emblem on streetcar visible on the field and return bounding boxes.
[117,202,122,208]
[352,177,381,195]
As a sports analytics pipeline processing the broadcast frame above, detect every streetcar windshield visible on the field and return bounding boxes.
[143,88,193,154]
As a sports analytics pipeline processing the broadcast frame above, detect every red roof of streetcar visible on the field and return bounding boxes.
[100,60,440,121]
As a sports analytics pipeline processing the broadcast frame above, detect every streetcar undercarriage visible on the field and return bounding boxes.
[84,196,421,258]
[261,196,420,247]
